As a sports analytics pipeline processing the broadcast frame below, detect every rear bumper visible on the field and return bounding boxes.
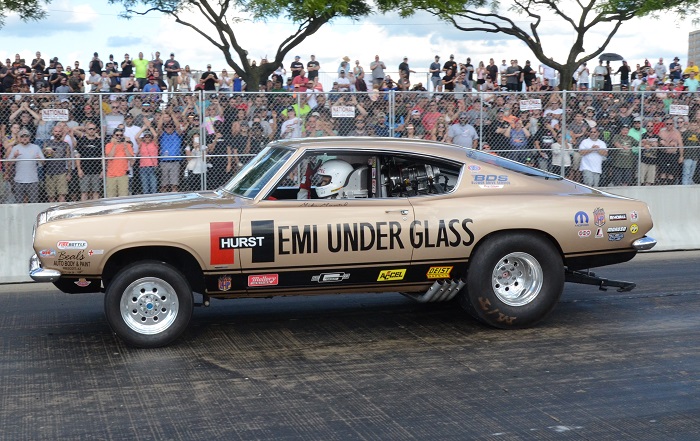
[632,236,657,251]
[29,254,62,283]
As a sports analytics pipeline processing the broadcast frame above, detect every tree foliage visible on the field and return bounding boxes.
[110,0,373,91]
[0,0,50,28]
[378,0,700,90]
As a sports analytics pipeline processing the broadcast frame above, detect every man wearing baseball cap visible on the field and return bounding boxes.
[164,52,181,94]
[670,56,683,84]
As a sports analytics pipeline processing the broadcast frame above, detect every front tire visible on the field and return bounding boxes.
[460,233,564,329]
[104,261,193,348]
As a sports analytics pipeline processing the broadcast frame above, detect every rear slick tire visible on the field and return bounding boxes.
[460,233,564,329]
[104,261,193,348]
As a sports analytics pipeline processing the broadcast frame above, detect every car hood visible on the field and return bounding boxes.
[43,191,247,222]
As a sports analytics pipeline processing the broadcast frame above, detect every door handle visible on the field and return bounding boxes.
[386,209,409,215]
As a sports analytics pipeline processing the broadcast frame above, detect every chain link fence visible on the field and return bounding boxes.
[1,90,699,203]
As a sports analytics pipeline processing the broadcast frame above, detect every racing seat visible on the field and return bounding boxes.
[341,166,369,198]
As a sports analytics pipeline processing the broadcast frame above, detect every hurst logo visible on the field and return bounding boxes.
[210,221,275,265]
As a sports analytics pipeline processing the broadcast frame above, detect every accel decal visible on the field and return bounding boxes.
[378,269,406,281]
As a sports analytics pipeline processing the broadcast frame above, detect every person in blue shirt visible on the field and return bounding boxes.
[157,120,183,193]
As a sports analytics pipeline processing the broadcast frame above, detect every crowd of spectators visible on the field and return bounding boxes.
[1,50,699,204]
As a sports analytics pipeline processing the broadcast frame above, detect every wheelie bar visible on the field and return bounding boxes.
[565,269,636,292]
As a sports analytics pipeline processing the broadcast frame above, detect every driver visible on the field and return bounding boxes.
[298,159,354,199]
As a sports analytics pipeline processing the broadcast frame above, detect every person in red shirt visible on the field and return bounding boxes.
[291,68,309,92]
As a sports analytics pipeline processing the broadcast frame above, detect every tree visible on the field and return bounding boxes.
[0,0,50,28]
[110,0,372,91]
[378,0,699,90]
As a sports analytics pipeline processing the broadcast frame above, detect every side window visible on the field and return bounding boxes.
[380,154,462,198]
[267,151,378,200]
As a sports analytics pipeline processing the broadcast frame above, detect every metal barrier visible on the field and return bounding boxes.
[1,89,699,203]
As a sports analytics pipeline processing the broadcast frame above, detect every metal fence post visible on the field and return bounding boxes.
[388,90,395,138]
[99,93,107,198]
[561,90,568,177]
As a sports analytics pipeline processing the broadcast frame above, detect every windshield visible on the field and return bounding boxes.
[465,149,563,179]
[222,146,295,198]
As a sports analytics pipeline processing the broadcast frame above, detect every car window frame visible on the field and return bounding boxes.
[258,147,465,202]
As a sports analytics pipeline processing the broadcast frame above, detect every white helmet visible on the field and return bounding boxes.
[315,160,354,198]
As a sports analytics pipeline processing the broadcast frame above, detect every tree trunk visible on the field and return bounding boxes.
[558,66,576,91]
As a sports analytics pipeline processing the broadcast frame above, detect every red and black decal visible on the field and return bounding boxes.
[210,222,235,265]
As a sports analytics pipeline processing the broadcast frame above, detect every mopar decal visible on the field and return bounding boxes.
[312,272,351,283]
[378,269,406,281]
[574,211,589,227]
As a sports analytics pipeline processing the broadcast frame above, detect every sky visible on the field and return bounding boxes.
[1,0,698,87]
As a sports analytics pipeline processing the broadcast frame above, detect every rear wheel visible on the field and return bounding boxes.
[104,261,193,348]
[460,233,564,328]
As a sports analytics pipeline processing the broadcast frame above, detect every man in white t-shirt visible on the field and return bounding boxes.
[539,64,558,87]
[577,63,590,90]
[578,128,608,187]
[8,129,45,203]
[335,70,351,91]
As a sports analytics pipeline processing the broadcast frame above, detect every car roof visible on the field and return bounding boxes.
[268,137,469,163]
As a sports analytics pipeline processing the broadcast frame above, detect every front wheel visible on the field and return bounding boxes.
[460,233,564,329]
[104,261,193,348]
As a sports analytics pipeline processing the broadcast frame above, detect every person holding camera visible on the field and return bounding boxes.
[120,54,134,91]
[105,128,134,197]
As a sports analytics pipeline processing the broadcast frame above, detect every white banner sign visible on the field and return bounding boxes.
[331,105,356,118]
[41,108,69,122]
[669,104,689,116]
[519,99,542,111]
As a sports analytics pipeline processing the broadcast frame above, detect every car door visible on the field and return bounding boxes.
[404,158,473,283]
[236,198,415,293]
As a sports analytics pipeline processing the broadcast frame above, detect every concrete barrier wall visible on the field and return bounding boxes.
[1,203,53,284]
[1,187,695,284]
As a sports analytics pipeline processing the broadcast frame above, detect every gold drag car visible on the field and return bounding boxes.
[29,137,656,347]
